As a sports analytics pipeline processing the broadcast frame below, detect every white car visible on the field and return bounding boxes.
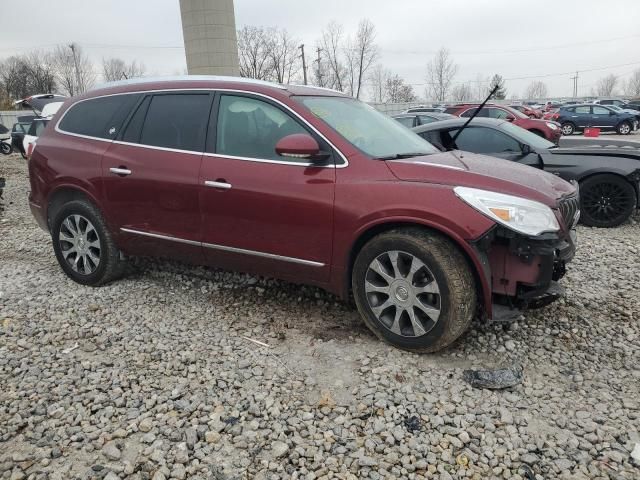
[21,101,64,158]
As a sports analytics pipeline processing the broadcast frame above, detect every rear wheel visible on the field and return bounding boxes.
[352,228,476,353]
[580,174,636,228]
[561,122,575,136]
[51,199,126,285]
[617,121,632,135]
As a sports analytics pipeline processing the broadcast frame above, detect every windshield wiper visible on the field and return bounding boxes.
[375,152,432,160]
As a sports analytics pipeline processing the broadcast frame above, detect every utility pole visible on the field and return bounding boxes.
[315,47,323,87]
[69,43,81,96]
[570,71,579,98]
[299,44,308,85]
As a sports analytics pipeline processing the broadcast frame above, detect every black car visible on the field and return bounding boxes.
[392,112,455,128]
[414,117,640,228]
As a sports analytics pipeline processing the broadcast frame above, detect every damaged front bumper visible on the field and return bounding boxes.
[472,225,577,322]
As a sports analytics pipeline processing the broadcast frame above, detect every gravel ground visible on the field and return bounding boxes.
[1,153,639,480]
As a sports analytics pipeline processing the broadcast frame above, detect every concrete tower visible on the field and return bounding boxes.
[179,0,240,76]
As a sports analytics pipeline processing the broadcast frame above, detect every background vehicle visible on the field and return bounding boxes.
[392,112,454,128]
[11,121,32,158]
[23,118,50,158]
[543,101,563,112]
[509,104,543,118]
[444,103,561,142]
[551,104,638,135]
[0,124,11,155]
[404,106,446,113]
[593,98,628,107]
[413,117,640,227]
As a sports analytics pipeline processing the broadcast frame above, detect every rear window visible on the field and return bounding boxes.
[444,107,460,114]
[138,93,211,152]
[58,94,141,139]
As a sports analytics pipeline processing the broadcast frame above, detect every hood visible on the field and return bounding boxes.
[385,151,575,207]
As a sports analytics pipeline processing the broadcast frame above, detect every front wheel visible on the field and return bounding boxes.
[51,199,126,285]
[352,228,476,353]
[580,174,637,228]
[617,121,632,135]
[0,142,12,155]
[561,122,575,136]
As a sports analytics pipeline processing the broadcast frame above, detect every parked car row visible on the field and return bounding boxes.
[544,104,639,136]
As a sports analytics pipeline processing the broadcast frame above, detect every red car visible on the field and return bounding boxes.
[28,77,577,352]
[444,104,561,143]
[509,104,543,119]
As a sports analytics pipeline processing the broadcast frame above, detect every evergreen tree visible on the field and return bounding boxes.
[489,74,506,99]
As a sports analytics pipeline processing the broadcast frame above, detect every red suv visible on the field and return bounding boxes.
[445,104,561,143]
[28,77,578,352]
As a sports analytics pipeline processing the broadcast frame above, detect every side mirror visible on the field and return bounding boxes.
[275,133,328,161]
[506,115,515,122]
[610,111,616,116]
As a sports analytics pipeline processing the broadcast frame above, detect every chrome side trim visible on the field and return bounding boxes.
[120,228,325,267]
[112,140,204,156]
[202,152,316,167]
[394,160,465,171]
[54,88,349,168]
[201,241,325,267]
[120,228,201,247]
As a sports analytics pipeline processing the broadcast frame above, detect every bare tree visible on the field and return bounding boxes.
[624,69,640,97]
[369,64,390,102]
[425,48,457,102]
[343,19,378,98]
[450,83,473,102]
[524,80,548,99]
[102,58,146,82]
[385,75,416,103]
[596,74,618,96]
[474,73,491,100]
[237,26,273,80]
[319,21,347,91]
[269,29,300,84]
[0,52,56,101]
[52,44,95,96]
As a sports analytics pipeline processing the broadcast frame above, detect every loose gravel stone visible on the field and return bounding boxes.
[1,153,639,479]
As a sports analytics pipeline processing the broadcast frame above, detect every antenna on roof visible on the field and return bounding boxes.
[451,85,499,145]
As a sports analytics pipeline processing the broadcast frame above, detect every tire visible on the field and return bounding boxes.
[0,142,12,155]
[560,122,575,136]
[352,228,476,353]
[616,121,632,135]
[51,199,126,285]
[579,174,637,228]
[20,151,27,160]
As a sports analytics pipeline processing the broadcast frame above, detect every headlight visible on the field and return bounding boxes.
[546,122,558,130]
[454,187,560,236]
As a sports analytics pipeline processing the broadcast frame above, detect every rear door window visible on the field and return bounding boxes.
[138,93,211,152]
[575,106,591,114]
[394,116,415,128]
[58,94,140,139]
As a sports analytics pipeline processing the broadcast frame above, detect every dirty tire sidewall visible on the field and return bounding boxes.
[51,199,124,286]
[352,228,476,353]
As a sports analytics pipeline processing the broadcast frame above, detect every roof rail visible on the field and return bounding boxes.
[92,75,288,91]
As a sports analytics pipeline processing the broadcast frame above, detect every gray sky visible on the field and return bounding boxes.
[1,0,639,99]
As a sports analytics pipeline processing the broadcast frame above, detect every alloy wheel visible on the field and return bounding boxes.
[58,214,102,275]
[364,250,441,338]
[561,124,573,135]
[582,182,635,224]
[619,123,631,135]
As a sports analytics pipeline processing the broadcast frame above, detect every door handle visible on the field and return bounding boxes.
[110,167,132,176]
[205,180,232,190]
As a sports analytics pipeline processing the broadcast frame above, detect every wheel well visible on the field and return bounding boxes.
[47,188,91,230]
[345,222,486,309]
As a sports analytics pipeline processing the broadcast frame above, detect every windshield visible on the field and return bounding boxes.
[295,96,438,158]
[608,105,622,112]
[504,105,528,119]
[499,121,555,149]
